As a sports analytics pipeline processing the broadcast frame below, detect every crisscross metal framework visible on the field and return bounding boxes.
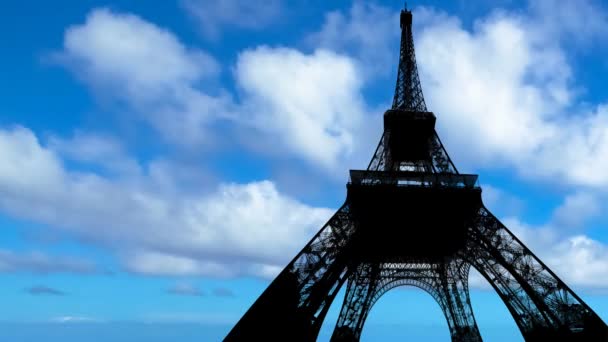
[224,6,607,342]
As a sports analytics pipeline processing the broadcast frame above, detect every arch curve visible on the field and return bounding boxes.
[370,278,446,313]
[330,261,481,341]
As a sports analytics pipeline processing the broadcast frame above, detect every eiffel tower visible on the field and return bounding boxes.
[225,6,608,342]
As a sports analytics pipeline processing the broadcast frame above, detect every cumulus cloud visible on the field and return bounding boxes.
[58,8,373,172]
[59,8,232,146]
[0,249,97,274]
[236,47,366,170]
[0,126,333,277]
[528,0,608,45]
[10,1,608,292]
[415,3,608,187]
[549,235,608,289]
[49,131,141,177]
[125,252,235,277]
[551,191,602,229]
[181,0,283,39]
[306,1,400,78]
[4,123,605,289]
[63,8,219,87]
[480,184,524,218]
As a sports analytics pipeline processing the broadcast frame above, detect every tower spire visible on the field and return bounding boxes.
[392,7,427,112]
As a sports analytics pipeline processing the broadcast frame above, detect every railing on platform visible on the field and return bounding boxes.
[349,170,479,189]
[384,109,435,120]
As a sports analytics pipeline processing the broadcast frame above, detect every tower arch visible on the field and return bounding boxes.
[331,261,481,341]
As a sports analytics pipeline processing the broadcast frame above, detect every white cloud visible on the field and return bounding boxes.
[0,249,98,274]
[0,126,333,277]
[549,235,608,289]
[2,125,607,289]
[529,0,608,45]
[60,8,232,146]
[480,184,524,217]
[236,47,366,170]
[125,252,235,277]
[249,263,283,279]
[59,8,373,172]
[551,191,602,229]
[306,1,400,78]
[181,0,283,39]
[31,2,608,289]
[415,3,608,187]
[63,8,219,88]
[49,131,141,177]
[56,3,608,181]
[417,10,564,161]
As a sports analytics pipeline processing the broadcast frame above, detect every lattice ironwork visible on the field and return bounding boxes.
[224,204,356,341]
[225,6,607,342]
[392,9,427,111]
[366,131,458,173]
[464,206,606,340]
[331,260,481,341]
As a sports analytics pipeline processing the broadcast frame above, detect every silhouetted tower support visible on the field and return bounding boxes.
[332,260,480,341]
[392,9,426,112]
[225,6,608,342]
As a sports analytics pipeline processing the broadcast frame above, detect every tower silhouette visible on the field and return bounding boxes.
[225,7,608,342]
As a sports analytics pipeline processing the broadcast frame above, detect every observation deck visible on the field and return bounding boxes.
[346,170,482,262]
[349,170,479,188]
[384,109,437,160]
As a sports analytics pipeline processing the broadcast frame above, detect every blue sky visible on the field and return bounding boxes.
[1,0,608,340]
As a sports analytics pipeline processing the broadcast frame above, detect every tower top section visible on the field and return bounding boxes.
[400,7,412,28]
[392,8,427,112]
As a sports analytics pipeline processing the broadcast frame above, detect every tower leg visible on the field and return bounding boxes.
[466,206,608,341]
[331,263,379,341]
[439,260,482,342]
[224,204,356,341]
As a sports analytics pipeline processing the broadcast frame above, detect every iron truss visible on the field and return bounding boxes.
[392,9,427,112]
[332,260,481,341]
[224,6,607,342]
[367,130,458,173]
[225,202,607,341]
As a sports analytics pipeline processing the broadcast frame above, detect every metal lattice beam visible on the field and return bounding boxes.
[224,6,607,342]
[392,9,427,112]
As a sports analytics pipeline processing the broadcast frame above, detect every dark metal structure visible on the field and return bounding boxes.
[225,7,608,342]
